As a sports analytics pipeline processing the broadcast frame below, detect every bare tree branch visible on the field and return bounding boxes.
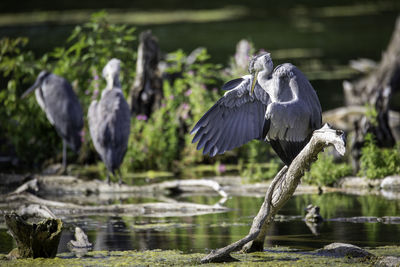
[201,124,346,263]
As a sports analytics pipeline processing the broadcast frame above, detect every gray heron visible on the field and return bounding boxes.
[88,58,131,184]
[21,71,84,170]
[191,52,322,166]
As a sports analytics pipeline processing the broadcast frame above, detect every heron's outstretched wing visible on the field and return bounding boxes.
[41,74,84,151]
[265,63,322,165]
[191,75,270,156]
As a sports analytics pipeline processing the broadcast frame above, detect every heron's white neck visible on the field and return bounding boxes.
[105,73,121,90]
[257,69,272,92]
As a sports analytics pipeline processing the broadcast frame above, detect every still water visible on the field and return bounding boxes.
[1,192,399,254]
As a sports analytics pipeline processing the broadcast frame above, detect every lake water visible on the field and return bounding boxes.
[1,192,399,254]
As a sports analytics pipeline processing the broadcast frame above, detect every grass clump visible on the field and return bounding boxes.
[304,152,352,186]
[358,133,400,179]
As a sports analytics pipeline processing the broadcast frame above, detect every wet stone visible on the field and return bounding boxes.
[316,243,373,258]
[381,176,400,191]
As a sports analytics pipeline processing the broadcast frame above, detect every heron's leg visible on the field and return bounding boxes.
[117,169,123,185]
[62,139,67,171]
[106,172,111,185]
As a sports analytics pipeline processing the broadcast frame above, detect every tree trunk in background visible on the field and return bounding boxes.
[129,30,163,117]
[343,16,400,171]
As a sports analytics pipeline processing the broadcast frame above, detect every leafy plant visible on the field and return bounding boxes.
[0,37,57,167]
[239,140,282,182]
[303,152,352,186]
[358,133,400,179]
[0,11,137,169]
[124,48,222,172]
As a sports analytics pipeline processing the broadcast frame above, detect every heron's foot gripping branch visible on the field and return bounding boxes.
[200,124,346,263]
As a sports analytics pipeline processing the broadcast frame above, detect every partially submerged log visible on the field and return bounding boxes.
[4,192,229,218]
[7,175,228,198]
[4,213,63,259]
[129,30,163,117]
[200,124,346,263]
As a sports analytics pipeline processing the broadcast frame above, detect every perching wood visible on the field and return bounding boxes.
[4,213,63,258]
[200,124,346,263]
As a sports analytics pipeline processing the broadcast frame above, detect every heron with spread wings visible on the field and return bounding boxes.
[191,52,322,166]
[88,58,131,184]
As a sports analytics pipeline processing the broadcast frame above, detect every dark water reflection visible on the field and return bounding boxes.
[2,192,399,254]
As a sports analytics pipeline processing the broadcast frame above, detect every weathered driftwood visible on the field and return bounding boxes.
[343,16,400,160]
[67,227,93,257]
[11,178,38,194]
[4,192,229,218]
[200,124,346,263]
[322,106,400,139]
[18,204,57,219]
[14,175,228,198]
[68,227,92,249]
[4,213,63,259]
[304,204,323,223]
[129,30,163,116]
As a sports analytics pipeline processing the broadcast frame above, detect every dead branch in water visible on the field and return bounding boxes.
[8,175,228,198]
[4,192,229,218]
[201,124,346,263]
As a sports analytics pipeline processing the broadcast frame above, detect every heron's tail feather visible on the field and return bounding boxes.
[269,138,309,166]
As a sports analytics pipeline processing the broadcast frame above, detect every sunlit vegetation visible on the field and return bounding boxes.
[358,133,400,179]
[1,11,399,184]
[303,152,353,187]
[0,11,278,178]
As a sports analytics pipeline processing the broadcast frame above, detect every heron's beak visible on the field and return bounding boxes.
[21,80,40,99]
[250,71,259,96]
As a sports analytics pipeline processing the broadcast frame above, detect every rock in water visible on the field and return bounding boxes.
[316,242,373,258]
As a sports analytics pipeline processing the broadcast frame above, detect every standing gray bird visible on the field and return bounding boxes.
[22,71,84,170]
[191,52,322,166]
[88,58,131,184]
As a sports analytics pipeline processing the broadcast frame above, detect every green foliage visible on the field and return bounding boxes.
[0,37,58,165]
[124,49,222,171]
[358,133,400,179]
[0,11,136,168]
[49,10,136,109]
[303,152,352,186]
[365,104,378,127]
[239,140,282,182]
[48,10,137,162]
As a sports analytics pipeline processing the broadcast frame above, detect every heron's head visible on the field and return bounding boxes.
[102,58,121,88]
[248,52,273,95]
[248,52,273,74]
[21,70,50,99]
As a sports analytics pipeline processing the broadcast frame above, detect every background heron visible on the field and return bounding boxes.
[21,71,84,170]
[88,58,131,184]
[191,52,322,166]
